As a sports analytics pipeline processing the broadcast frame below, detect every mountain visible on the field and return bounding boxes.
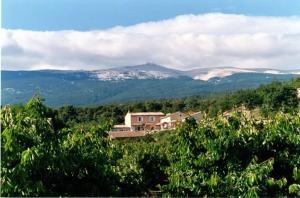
[91,63,183,81]
[2,64,299,106]
[185,66,300,81]
[89,63,300,81]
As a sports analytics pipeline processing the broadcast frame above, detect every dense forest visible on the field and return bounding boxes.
[1,78,300,196]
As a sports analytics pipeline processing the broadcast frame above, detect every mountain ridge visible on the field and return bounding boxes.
[2,63,299,107]
[3,63,300,81]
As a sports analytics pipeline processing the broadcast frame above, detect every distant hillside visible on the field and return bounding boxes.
[2,64,299,106]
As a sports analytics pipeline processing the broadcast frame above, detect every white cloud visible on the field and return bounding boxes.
[2,13,300,70]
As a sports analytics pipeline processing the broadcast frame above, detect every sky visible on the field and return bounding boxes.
[2,0,300,70]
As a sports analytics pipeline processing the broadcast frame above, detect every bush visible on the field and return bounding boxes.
[1,96,119,196]
[163,113,300,197]
[1,89,299,196]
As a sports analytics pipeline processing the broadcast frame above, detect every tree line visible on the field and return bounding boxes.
[56,78,300,126]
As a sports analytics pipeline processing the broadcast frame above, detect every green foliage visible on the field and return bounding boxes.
[1,78,300,196]
[260,81,298,113]
[1,96,119,196]
[1,96,57,196]
[163,112,300,197]
[115,139,169,196]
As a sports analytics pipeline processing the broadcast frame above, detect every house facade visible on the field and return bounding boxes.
[111,112,165,134]
[109,111,203,138]
[125,112,165,131]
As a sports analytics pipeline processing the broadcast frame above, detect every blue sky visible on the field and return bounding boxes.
[3,0,300,31]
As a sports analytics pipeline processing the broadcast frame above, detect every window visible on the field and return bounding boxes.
[163,123,168,129]
[138,116,143,122]
[149,116,155,122]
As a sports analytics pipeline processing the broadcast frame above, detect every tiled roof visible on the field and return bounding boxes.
[128,112,165,116]
[109,131,146,139]
[161,111,187,119]
[113,125,130,128]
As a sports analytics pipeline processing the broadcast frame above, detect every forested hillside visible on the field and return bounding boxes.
[1,78,300,196]
[2,69,297,106]
[56,78,300,125]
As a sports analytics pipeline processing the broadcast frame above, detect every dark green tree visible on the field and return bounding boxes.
[1,96,120,196]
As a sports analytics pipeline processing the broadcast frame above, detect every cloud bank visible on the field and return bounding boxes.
[2,13,300,70]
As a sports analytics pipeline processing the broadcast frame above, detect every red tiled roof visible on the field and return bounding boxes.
[109,131,146,139]
[113,125,130,128]
[128,112,165,116]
